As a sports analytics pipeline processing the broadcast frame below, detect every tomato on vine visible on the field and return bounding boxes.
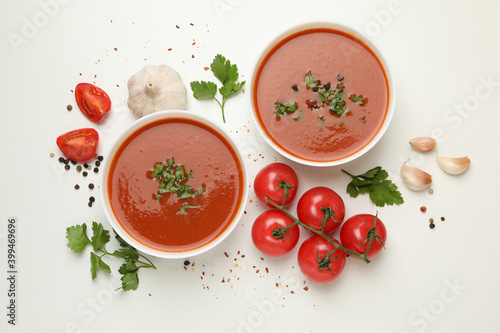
[297,235,346,283]
[251,210,300,257]
[254,163,299,208]
[297,186,345,235]
[340,214,387,260]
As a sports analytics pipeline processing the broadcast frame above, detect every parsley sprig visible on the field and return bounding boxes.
[190,54,245,123]
[66,222,156,291]
[151,157,205,214]
[342,167,404,207]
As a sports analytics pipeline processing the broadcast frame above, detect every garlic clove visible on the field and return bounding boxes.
[436,155,470,175]
[409,137,436,153]
[401,161,432,191]
[127,65,187,118]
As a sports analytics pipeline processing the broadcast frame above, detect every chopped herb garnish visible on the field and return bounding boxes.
[349,95,366,104]
[274,101,298,118]
[151,158,205,213]
[342,167,404,207]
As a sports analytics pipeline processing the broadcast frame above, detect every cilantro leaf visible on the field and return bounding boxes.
[190,81,217,100]
[118,262,139,291]
[67,223,156,292]
[369,180,404,207]
[342,167,404,207]
[191,54,245,123]
[91,221,110,251]
[210,54,231,84]
[66,224,91,253]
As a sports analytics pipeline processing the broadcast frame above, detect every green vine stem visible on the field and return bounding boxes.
[266,182,374,264]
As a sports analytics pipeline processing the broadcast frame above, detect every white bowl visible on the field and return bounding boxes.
[100,111,249,259]
[250,22,396,167]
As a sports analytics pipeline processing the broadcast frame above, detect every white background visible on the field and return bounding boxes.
[1,0,499,332]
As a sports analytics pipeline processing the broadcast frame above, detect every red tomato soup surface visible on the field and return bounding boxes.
[253,28,389,162]
[108,117,244,252]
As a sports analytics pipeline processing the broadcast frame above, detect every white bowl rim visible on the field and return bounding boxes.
[249,21,396,167]
[100,110,249,259]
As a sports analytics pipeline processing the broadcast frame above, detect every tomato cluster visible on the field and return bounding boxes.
[252,163,387,284]
[56,83,112,162]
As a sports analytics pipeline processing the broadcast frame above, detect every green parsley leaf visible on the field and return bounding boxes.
[66,224,91,253]
[118,262,139,291]
[190,81,217,100]
[67,223,156,292]
[91,221,110,251]
[90,252,111,279]
[342,167,404,207]
[190,54,245,123]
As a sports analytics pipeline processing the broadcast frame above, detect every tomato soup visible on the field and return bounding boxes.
[253,28,390,162]
[107,117,244,252]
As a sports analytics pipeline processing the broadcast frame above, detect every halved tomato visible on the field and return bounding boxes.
[75,83,111,123]
[56,128,99,162]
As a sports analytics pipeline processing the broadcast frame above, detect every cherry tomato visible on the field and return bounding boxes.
[254,163,299,208]
[340,214,387,260]
[297,235,346,283]
[56,128,99,162]
[75,83,111,123]
[297,186,345,235]
[251,210,300,257]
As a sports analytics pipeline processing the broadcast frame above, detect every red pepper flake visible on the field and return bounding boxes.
[192,54,195,58]
[204,67,209,71]
[420,206,427,212]
[441,217,445,221]
[221,278,225,283]
[260,257,264,261]
[224,252,229,258]
[265,268,269,273]
[176,25,180,29]
[168,48,173,51]
[304,287,309,291]
[114,47,117,51]
[291,291,295,294]
[190,23,194,26]
[256,270,260,273]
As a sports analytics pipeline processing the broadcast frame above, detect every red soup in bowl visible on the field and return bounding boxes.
[251,23,395,166]
[101,111,248,258]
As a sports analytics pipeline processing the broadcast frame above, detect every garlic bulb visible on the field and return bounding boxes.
[127,65,187,117]
[409,137,436,153]
[436,155,470,175]
[401,161,432,191]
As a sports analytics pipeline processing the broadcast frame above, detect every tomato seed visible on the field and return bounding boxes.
[429,218,434,223]
[65,164,70,170]
[67,105,73,111]
[76,165,82,172]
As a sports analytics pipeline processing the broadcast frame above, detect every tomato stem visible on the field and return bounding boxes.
[266,189,371,264]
